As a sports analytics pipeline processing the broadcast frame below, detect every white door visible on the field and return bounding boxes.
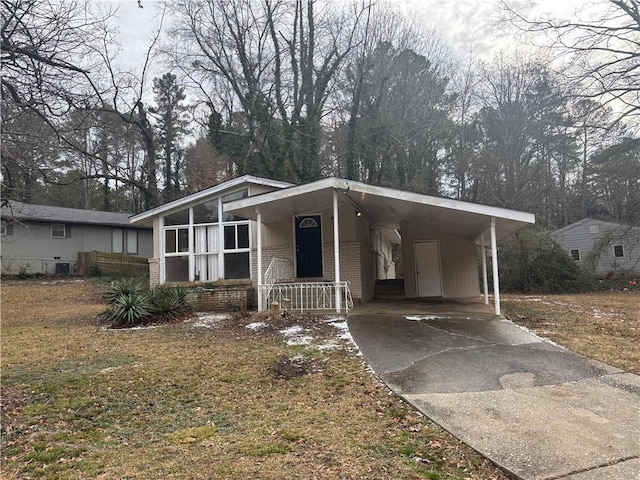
[414,241,442,297]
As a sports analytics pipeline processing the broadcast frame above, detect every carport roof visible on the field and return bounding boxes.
[224,177,535,242]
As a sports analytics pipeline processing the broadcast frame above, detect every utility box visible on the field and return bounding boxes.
[55,263,70,275]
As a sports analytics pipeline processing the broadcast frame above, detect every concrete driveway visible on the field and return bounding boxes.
[348,300,640,480]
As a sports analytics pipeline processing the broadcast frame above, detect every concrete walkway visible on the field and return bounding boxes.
[348,299,640,480]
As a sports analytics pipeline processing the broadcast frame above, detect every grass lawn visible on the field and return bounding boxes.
[1,279,509,480]
[502,291,640,374]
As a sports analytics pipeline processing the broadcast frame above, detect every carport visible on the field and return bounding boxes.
[225,178,535,314]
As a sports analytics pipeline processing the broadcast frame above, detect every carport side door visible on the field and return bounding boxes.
[414,240,442,297]
[295,215,323,278]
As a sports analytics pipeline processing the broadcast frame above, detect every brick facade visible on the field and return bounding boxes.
[190,280,256,311]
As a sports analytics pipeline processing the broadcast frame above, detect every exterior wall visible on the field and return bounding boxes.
[401,225,480,298]
[191,280,256,311]
[554,219,640,276]
[1,221,152,275]
[1,221,83,274]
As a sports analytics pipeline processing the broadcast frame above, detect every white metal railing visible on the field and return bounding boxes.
[262,257,290,305]
[259,281,353,313]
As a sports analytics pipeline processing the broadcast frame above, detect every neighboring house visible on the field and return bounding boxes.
[553,218,640,276]
[131,176,535,314]
[1,201,152,275]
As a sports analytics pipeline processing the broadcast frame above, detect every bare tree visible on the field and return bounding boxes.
[167,0,367,183]
[502,0,640,128]
[1,0,164,210]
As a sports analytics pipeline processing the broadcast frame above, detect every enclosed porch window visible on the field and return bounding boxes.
[160,189,250,283]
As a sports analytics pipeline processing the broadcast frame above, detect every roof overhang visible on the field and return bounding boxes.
[130,175,293,227]
[224,178,535,242]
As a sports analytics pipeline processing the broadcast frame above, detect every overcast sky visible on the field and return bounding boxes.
[99,0,588,76]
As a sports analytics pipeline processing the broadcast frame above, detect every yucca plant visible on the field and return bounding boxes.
[149,286,194,323]
[105,278,145,303]
[105,291,153,328]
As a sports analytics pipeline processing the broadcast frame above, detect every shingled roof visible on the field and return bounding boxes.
[1,201,147,228]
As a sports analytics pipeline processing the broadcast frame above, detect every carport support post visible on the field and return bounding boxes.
[257,209,263,312]
[481,234,489,305]
[490,217,501,316]
[333,189,341,313]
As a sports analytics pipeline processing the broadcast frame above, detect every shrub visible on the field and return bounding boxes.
[105,278,145,303]
[149,286,194,323]
[103,280,194,327]
[105,291,153,328]
[495,227,591,293]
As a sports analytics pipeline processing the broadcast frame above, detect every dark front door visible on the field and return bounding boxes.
[295,215,323,278]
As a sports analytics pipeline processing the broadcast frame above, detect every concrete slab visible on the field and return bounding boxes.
[404,374,640,480]
[347,302,640,480]
[560,457,640,479]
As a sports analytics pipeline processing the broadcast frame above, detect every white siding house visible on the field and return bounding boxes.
[553,218,640,276]
[1,201,152,275]
[131,176,535,314]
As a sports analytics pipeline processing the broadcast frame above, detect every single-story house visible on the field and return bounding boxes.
[1,201,152,275]
[131,176,535,315]
[553,218,640,276]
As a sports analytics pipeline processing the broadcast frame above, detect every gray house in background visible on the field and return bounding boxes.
[1,201,152,275]
[553,218,640,276]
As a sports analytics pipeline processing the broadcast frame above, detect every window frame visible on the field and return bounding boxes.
[51,223,66,238]
[570,249,580,261]
[159,189,252,283]
[1,220,6,236]
[613,245,624,258]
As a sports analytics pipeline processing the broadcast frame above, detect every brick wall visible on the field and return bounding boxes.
[149,258,160,287]
[190,280,256,311]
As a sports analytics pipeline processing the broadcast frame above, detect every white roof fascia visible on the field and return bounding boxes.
[346,180,536,224]
[224,177,535,225]
[222,177,338,213]
[130,175,293,224]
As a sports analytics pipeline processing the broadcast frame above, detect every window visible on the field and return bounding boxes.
[160,194,251,283]
[194,225,219,281]
[589,225,600,234]
[165,228,189,253]
[113,229,139,254]
[52,223,66,238]
[113,228,124,253]
[570,249,580,261]
[222,189,248,221]
[223,223,250,279]
[613,245,624,258]
[126,230,138,254]
[1,221,7,236]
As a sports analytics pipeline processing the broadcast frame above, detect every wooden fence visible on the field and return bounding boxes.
[78,251,149,277]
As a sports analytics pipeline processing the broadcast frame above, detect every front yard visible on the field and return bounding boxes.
[3,280,637,479]
[1,280,508,479]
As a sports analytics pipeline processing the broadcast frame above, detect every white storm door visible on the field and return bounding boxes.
[414,241,442,297]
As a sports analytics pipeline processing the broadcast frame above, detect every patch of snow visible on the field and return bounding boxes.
[286,335,314,346]
[279,325,305,336]
[317,340,340,351]
[192,312,227,328]
[246,322,267,330]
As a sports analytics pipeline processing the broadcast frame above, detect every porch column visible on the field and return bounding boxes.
[490,217,501,316]
[256,209,263,311]
[480,233,489,305]
[333,189,341,313]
